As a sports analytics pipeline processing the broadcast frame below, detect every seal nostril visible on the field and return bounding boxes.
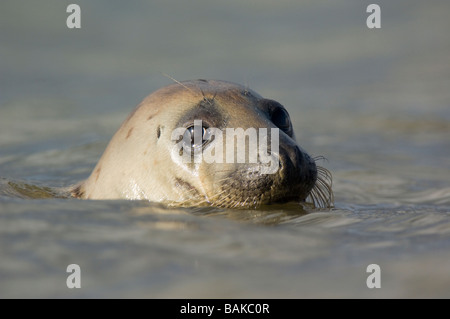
[280,145,301,170]
[295,146,304,167]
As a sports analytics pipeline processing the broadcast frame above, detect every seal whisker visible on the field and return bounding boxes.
[318,166,333,180]
[198,88,217,106]
[310,186,325,208]
[315,183,330,207]
[313,155,328,163]
[211,185,246,209]
[240,196,250,208]
[203,187,230,207]
[306,165,334,209]
[161,73,198,96]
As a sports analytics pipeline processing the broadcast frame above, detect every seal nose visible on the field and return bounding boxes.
[279,144,302,177]
[280,145,303,170]
[278,142,317,198]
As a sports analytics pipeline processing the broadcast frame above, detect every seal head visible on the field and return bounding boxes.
[73,80,332,208]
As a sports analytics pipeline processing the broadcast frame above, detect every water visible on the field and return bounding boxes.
[1,0,450,298]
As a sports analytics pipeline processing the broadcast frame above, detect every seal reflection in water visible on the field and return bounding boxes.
[72,80,333,209]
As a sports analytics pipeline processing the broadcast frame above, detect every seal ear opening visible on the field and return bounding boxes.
[157,126,161,139]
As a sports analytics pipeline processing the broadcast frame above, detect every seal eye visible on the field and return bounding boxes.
[271,107,292,135]
[185,125,209,148]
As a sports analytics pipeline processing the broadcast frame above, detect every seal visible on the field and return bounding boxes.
[72,79,333,208]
